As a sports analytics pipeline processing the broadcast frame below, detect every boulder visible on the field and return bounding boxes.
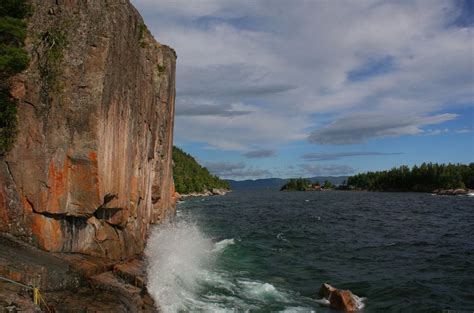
[317,283,363,312]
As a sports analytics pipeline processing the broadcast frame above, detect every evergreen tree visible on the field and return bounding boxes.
[347,163,473,191]
[172,146,230,194]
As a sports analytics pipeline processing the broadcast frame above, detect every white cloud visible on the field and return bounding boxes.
[303,151,402,161]
[308,113,458,144]
[131,0,473,150]
[242,149,276,158]
[299,164,356,176]
[204,161,271,179]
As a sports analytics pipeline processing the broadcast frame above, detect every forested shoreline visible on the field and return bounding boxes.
[347,163,474,192]
[173,146,230,194]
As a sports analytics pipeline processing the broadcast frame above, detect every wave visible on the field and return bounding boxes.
[280,307,316,313]
[145,221,213,312]
[277,232,289,242]
[145,221,301,312]
[238,279,289,302]
[212,238,235,252]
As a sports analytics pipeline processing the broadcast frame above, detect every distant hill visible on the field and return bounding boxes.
[227,176,348,190]
[173,147,230,194]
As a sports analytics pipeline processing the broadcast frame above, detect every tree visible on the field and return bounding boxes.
[280,178,311,191]
[172,146,230,194]
[347,163,473,192]
[323,180,335,189]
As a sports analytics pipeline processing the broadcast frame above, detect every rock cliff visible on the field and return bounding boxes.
[0,0,176,260]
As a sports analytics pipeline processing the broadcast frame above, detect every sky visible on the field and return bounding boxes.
[131,0,474,180]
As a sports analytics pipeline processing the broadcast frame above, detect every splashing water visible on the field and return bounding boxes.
[146,190,474,312]
[145,219,308,312]
[212,238,235,252]
[145,221,213,312]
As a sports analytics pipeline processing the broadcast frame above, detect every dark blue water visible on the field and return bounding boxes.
[149,190,474,312]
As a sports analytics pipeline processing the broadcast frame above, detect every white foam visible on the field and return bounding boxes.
[277,233,289,242]
[213,238,235,252]
[280,307,316,313]
[314,298,330,306]
[238,280,289,302]
[145,220,303,311]
[145,221,213,313]
[354,295,367,310]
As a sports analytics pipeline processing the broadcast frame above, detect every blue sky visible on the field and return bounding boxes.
[132,0,473,180]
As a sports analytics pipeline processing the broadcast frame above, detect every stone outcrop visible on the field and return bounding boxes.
[317,283,364,312]
[0,0,176,260]
[0,233,155,312]
[434,189,468,196]
[177,188,230,200]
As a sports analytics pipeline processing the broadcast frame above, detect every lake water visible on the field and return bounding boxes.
[145,190,474,312]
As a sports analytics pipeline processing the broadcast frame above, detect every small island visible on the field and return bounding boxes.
[280,178,335,191]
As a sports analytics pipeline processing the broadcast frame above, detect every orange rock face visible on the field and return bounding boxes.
[0,0,176,260]
[318,283,359,312]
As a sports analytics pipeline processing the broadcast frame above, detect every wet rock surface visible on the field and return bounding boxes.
[317,283,363,312]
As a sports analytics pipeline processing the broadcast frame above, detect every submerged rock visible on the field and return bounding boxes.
[317,283,364,312]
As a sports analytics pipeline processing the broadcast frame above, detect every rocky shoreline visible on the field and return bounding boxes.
[341,188,473,195]
[433,188,472,196]
[0,234,155,312]
[177,188,231,200]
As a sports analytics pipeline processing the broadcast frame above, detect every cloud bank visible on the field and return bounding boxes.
[242,149,276,158]
[303,151,403,161]
[132,0,473,151]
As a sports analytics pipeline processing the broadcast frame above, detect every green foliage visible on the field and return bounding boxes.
[138,22,148,47]
[157,64,165,74]
[0,0,32,19]
[173,146,230,194]
[280,178,312,191]
[0,44,29,76]
[38,27,67,93]
[347,163,474,191]
[0,88,18,151]
[323,180,335,189]
[0,16,27,44]
[0,0,29,154]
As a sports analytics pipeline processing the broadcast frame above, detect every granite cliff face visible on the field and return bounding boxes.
[0,0,176,260]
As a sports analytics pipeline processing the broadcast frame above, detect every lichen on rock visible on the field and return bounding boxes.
[0,0,177,260]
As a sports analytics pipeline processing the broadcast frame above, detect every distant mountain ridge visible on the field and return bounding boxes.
[227,176,348,189]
